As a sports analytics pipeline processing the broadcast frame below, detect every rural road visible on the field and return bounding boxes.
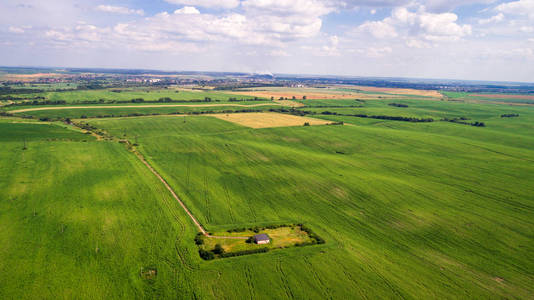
[9,103,281,113]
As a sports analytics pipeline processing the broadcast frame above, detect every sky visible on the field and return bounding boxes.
[1,0,533,82]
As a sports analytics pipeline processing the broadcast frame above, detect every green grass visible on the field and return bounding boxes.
[5,104,281,119]
[86,110,534,298]
[4,87,263,103]
[442,90,534,104]
[0,121,203,298]
[2,93,534,298]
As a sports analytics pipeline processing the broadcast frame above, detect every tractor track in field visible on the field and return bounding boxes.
[8,103,281,113]
[276,259,295,299]
[222,181,236,223]
[303,256,333,300]
[244,265,256,300]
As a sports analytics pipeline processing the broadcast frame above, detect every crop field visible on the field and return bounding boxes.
[0,120,202,298]
[232,86,395,100]
[211,112,332,128]
[84,105,534,298]
[2,87,262,103]
[5,103,283,119]
[1,85,534,299]
[442,91,534,105]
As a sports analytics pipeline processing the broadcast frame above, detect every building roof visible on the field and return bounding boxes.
[253,233,270,242]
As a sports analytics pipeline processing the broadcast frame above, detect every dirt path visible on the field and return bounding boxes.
[133,148,247,239]
[9,103,281,113]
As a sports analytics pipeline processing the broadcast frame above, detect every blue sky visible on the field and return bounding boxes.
[1,0,533,82]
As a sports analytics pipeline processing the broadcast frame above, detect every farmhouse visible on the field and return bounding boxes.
[253,234,270,244]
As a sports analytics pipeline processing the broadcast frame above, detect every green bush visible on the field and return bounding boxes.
[194,232,204,245]
[212,244,224,255]
[199,249,214,260]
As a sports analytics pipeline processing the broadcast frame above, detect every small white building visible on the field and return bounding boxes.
[253,234,270,244]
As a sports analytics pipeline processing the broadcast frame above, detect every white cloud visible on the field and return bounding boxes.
[357,20,397,38]
[354,6,471,43]
[174,6,201,14]
[495,0,534,18]
[242,0,335,17]
[8,26,27,33]
[96,5,144,16]
[478,13,504,24]
[165,0,240,9]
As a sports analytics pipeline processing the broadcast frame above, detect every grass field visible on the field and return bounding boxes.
[85,110,534,298]
[5,103,283,119]
[1,86,534,298]
[3,87,261,103]
[0,120,206,298]
[442,91,534,105]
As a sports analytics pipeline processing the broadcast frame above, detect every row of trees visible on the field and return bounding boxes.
[441,117,486,127]
[318,111,434,122]
[388,103,409,107]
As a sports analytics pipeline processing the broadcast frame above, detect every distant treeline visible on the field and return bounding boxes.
[4,96,264,106]
[0,87,45,95]
[501,114,519,118]
[313,110,434,122]
[441,117,485,127]
[0,95,45,101]
[388,103,409,107]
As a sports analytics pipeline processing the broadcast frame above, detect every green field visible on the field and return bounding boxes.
[1,88,534,298]
[3,87,262,103]
[4,103,281,119]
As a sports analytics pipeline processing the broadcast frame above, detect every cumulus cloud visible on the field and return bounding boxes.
[164,0,240,9]
[355,6,471,43]
[174,6,201,14]
[357,20,397,38]
[40,0,333,53]
[495,0,534,18]
[96,5,144,16]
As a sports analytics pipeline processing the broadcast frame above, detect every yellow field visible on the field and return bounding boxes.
[211,112,332,128]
